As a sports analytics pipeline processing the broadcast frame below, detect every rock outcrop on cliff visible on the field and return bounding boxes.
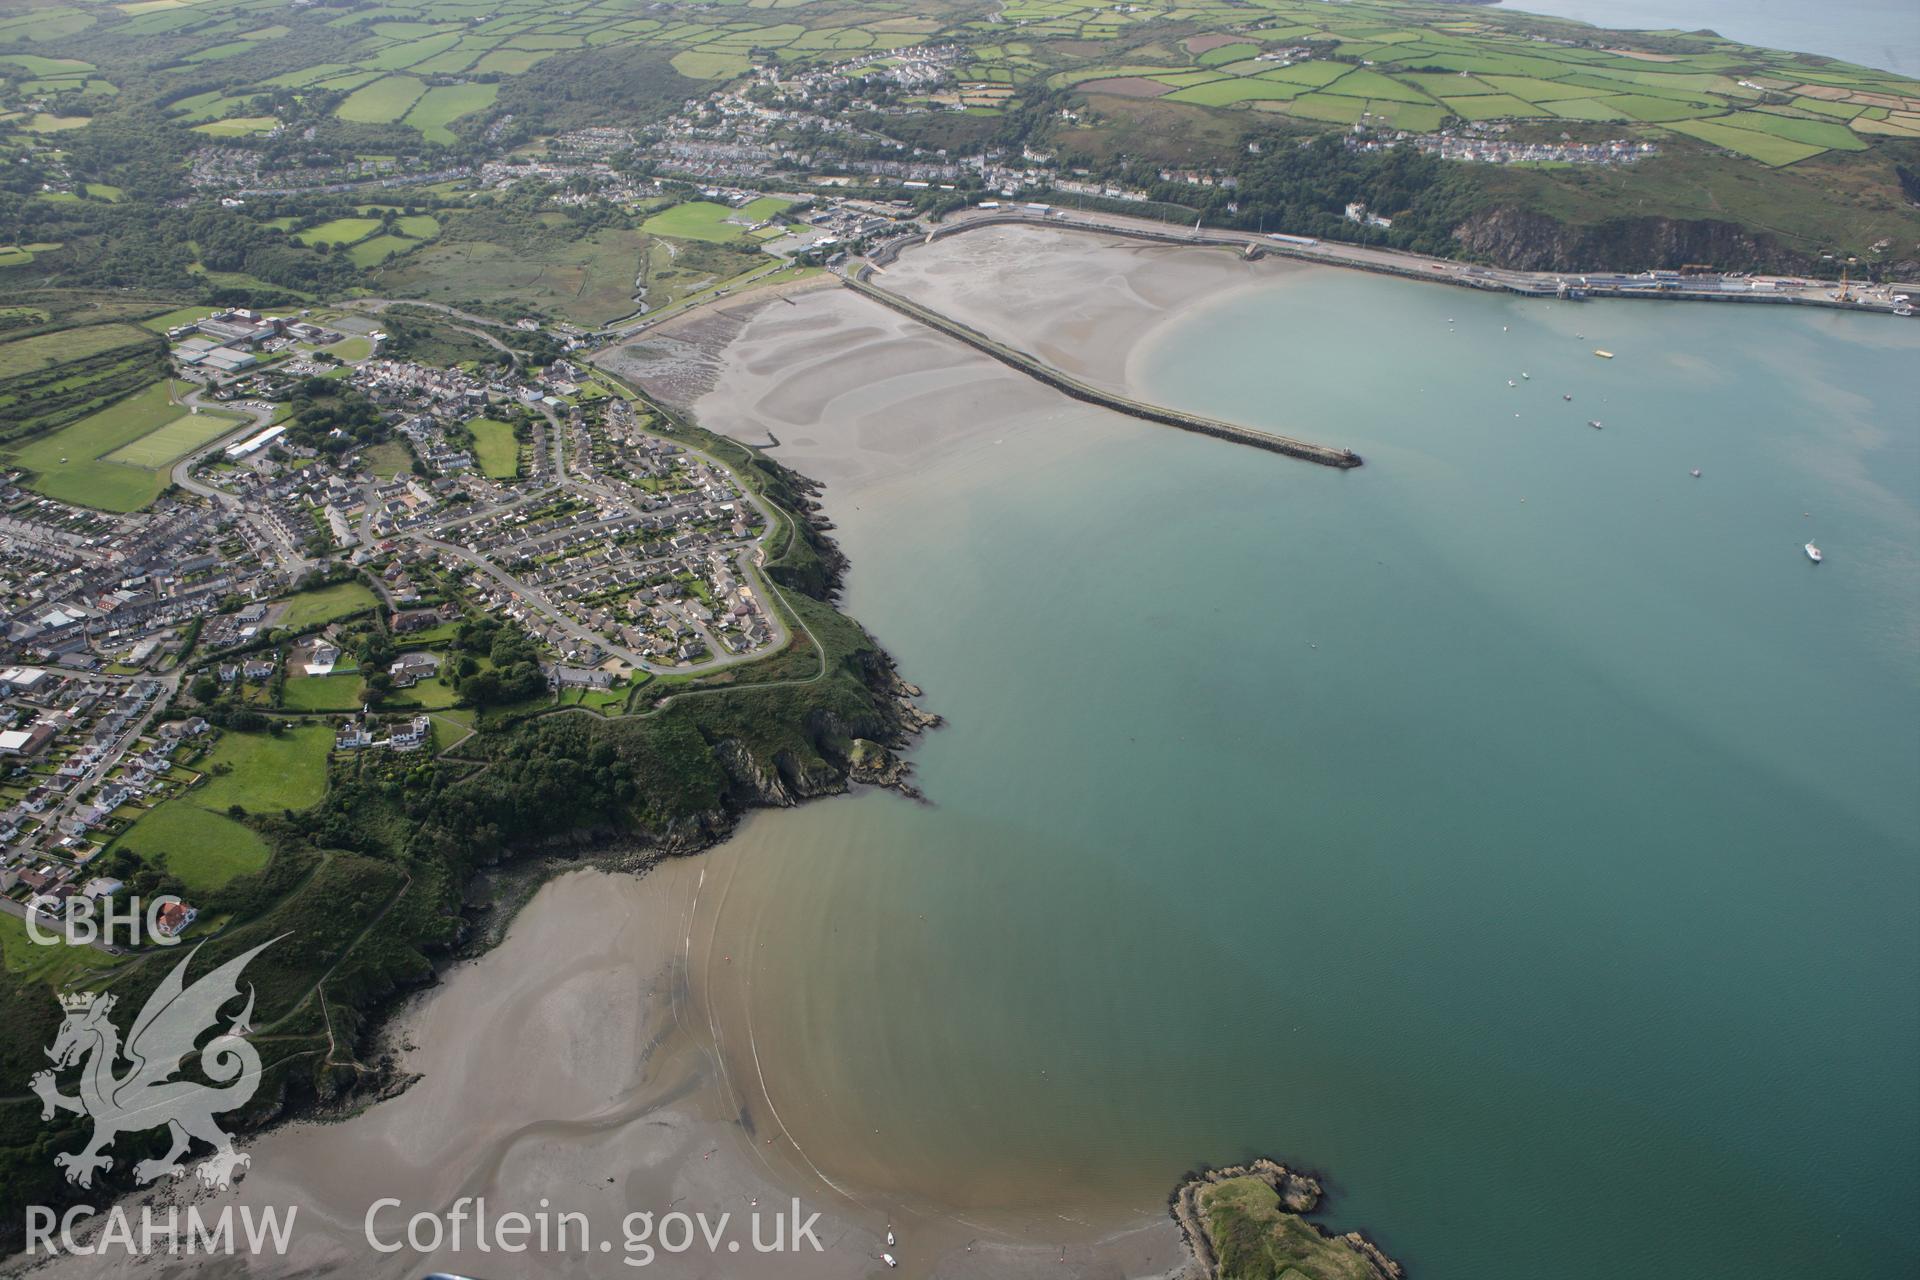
[1450,205,1899,276]
[1171,1158,1405,1280]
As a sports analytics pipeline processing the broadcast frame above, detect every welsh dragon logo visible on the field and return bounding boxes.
[32,939,276,1191]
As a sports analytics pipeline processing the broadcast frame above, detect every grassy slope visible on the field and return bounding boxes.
[1469,136,1920,259]
[1204,1178,1376,1280]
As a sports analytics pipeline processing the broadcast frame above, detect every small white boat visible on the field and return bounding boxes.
[1690,468,1701,478]
[1521,372,1530,380]
[1594,349,1615,359]
[1507,379,1515,387]
[1563,393,1572,401]
[882,1253,898,1268]
[1587,420,1603,430]
[1805,542,1822,563]
[887,1230,896,1247]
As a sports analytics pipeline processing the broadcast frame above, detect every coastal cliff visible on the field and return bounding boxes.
[1450,205,1912,277]
[1172,1159,1406,1280]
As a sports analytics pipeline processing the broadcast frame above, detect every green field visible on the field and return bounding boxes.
[737,197,793,222]
[1016,0,1919,177]
[100,408,241,467]
[281,671,366,711]
[0,322,151,378]
[275,581,381,631]
[1663,118,1829,165]
[191,116,278,137]
[109,803,269,892]
[0,913,120,989]
[337,74,428,124]
[191,723,335,812]
[1167,78,1308,106]
[296,217,383,247]
[109,723,335,890]
[4,381,237,512]
[468,417,519,478]
[403,81,498,143]
[359,439,414,478]
[642,200,758,242]
[377,224,667,327]
[346,235,419,268]
[139,305,217,334]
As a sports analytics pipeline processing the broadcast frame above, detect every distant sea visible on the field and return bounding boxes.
[1502,0,1918,74]
[699,266,1920,1279]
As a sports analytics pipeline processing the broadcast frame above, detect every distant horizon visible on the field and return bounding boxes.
[1499,0,1916,75]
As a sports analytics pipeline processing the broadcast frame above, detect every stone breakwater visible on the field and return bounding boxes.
[842,265,1364,470]
[1170,1157,1407,1280]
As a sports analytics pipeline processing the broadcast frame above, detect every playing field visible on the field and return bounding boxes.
[647,201,766,242]
[100,409,238,466]
[5,381,240,511]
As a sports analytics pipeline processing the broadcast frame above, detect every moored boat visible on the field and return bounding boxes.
[1805,542,1822,563]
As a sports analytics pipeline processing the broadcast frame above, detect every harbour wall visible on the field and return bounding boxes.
[840,264,1363,470]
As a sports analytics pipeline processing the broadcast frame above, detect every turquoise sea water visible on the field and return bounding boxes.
[701,270,1919,1278]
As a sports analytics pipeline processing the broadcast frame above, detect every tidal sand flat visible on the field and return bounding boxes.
[16,865,894,1280]
[863,224,1277,390]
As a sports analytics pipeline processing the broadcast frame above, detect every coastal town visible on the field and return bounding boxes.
[1,302,786,951]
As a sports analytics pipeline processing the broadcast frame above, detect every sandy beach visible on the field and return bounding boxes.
[599,225,1312,513]
[868,224,1305,392]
